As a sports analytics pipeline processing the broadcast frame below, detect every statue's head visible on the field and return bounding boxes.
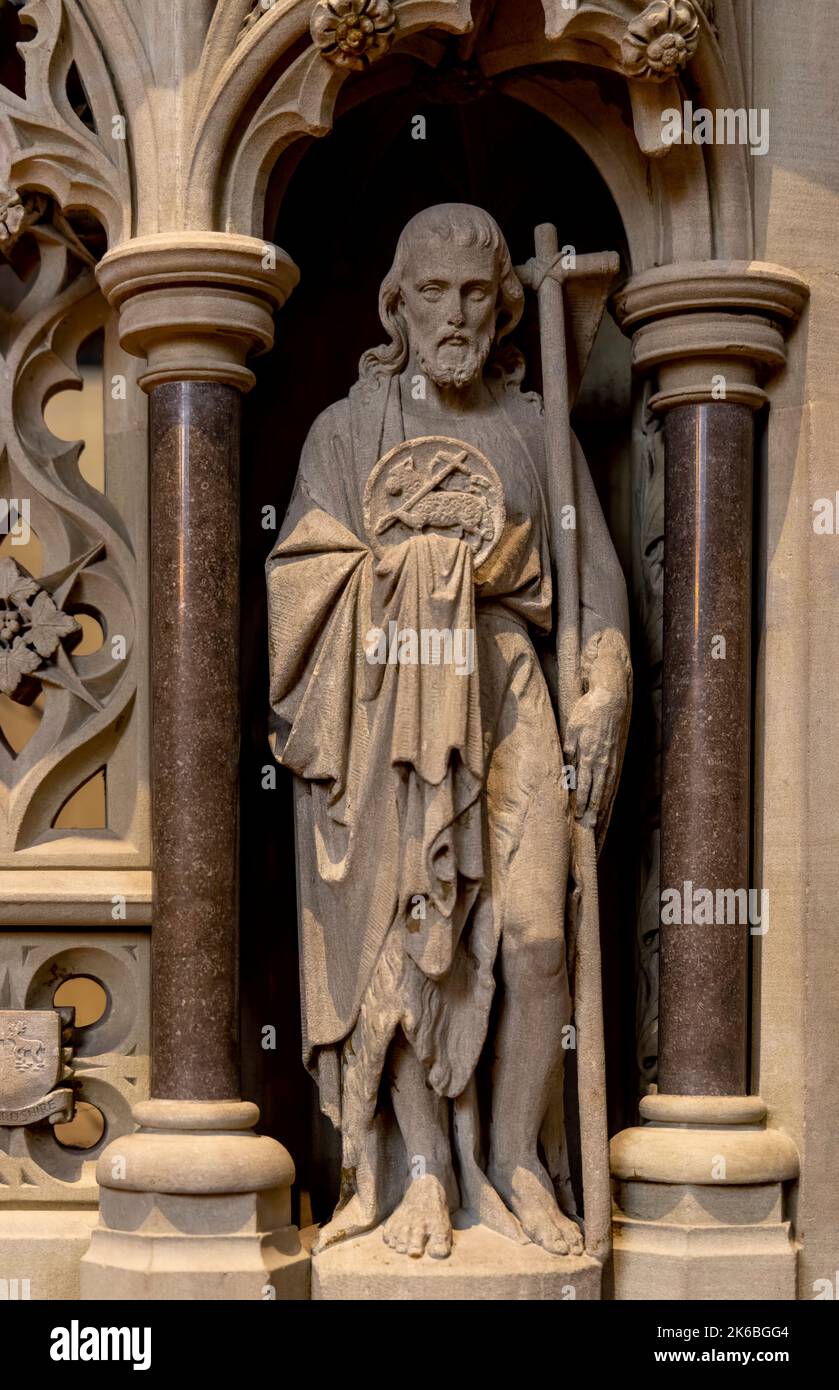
[359,204,524,389]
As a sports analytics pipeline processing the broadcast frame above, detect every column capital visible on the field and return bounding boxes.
[614,260,810,412]
[96,231,299,393]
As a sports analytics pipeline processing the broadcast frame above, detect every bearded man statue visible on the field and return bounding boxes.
[266,203,631,1262]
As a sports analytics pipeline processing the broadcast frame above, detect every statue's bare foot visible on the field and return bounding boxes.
[382,1174,453,1259]
[488,1158,584,1256]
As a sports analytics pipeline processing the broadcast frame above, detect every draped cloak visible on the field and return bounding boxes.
[266,369,630,1236]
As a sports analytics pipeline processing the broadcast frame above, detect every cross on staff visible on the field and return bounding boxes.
[518,227,620,1263]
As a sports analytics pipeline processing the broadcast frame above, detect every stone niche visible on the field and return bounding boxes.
[240,63,646,1243]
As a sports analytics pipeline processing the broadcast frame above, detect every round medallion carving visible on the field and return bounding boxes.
[364,436,505,568]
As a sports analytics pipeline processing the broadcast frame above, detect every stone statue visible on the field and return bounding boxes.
[266,204,631,1263]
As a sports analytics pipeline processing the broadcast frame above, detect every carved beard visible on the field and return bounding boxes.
[417,327,494,390]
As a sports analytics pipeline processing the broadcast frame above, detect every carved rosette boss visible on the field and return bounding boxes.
[310,0,397,70]
[621,0,700,81]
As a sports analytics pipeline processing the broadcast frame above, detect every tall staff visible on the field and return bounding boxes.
[519,226,619,1261]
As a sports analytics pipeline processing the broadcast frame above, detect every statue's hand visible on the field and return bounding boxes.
[563,684,625,829]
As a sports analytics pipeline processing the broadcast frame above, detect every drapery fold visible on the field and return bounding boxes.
[267,502,492,1112]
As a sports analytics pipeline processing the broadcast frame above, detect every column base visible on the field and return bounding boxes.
[310,1220,602,1301]
[80,1100,310,1301]
[610,1095,798,1301]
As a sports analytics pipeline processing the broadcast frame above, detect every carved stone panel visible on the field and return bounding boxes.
[0,215,149,871]
[0,931,149,1203]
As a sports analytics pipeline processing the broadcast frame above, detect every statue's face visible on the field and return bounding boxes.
[399,240,500,390]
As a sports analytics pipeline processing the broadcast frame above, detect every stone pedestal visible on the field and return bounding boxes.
[311,1222,601,1301]
[82,1102,308,1300]
[611,1095,798,1300]
[612,1183,796,1301]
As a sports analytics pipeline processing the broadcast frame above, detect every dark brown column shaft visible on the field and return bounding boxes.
[149,381,241,1100]
[658,402,753,1096]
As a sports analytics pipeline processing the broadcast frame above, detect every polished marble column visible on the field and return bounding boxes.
[609,262,808,1300]
[150,381,241,1101]
[658,401,754,1097]
[81,232,308,1299]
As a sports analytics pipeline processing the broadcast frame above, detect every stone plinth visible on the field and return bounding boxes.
[612,1182,796,1301]
[82,1189,309,1301]
[80,1101,309,1301]
[610,1095,798,1301]
[310,1223,601,1301]
[0,1210,99,1301]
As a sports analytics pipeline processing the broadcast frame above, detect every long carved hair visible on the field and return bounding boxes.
[358,203,526,388]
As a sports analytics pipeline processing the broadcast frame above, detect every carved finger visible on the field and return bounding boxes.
[588,757,611,821]
[562,726,580,768]
[575,759,593,818]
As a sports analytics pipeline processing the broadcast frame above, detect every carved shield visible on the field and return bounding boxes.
[0,1010,62,1109]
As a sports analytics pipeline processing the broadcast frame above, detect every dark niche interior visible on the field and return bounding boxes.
[240,71,646,1226]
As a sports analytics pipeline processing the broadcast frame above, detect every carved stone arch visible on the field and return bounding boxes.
[197,0,475,236]
[524,0,753,257]
[466,0,751,269]
[496,71,693,273]
[186,0,752,278]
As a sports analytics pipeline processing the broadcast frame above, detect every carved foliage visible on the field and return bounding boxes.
[0,555,81,699]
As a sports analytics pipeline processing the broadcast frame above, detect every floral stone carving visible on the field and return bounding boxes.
[621,0,700,82]
[0,556,94,706]
[310,0,397,71]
